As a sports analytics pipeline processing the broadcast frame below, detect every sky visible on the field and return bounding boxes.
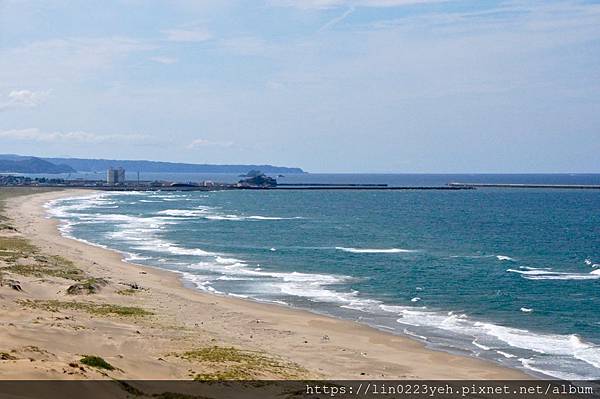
[0,0,599,173]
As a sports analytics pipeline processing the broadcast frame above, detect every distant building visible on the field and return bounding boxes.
[107,167,125,185]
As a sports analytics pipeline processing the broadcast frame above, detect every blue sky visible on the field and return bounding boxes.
[0,0,599,172]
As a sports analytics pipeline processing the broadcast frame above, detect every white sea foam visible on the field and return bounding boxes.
[148,194,189,199]
[216,276,246,281]
[335,247,418,254]
[496,255,515,261]
[473,340,491,351]
[183,256,369,308]
[182,273,224,294]
[247,216,299,220]
[156,208,212,217]
[154,202,301,221]
[373,324,395,331]
[497,350,516,359]
[403,328,428,341]
[507,268,600,280]
[480,324,590,356]
[158,245,215,257]
[520,307,533,313]
[411,297,421,302]
[378,304,600,378]
[215,256,243,264]
[519,358,586,381]
[45,193,118,218]
[228,293,249,299]
[124,253,151,262]
[49,194,222,262]
[259,299,289,306]
[519,266,552,271]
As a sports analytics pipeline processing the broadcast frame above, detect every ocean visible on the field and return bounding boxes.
[44,174,600,380]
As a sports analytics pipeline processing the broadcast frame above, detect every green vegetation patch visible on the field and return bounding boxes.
[34,254,76,269]
[80,355,115,370]
[6,262,86,281]
[193,368,254,381]
[18,299,153,317]
[0,237,37,260]
[3,251,89,283]
[173,346,304,381]
[178,347,267,364]
[66,278,108,294]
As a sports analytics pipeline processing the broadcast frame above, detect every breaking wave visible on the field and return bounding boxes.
[378,305,600,380]
[507,268,600,281]
[157,207,300,221]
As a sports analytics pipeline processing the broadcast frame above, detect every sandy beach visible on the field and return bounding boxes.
[0,189,529,380]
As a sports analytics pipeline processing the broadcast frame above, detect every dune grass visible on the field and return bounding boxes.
[0,191,92,283]
[173,346,305,380]
[80,355,115,370]
[0,237,37,260]
[18,299,153,317]
[6,259,86,281]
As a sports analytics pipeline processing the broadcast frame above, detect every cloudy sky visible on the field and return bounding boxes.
[1,0,599,172]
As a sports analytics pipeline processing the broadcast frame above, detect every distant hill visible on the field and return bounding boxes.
[0,156,75,174]
[0,155,305,174]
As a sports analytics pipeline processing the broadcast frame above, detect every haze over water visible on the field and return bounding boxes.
[46,174,600,380]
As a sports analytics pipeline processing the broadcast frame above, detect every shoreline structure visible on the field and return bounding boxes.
[0,189,528,379]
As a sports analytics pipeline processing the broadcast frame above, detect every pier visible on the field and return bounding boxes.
[260,186,473,190]
[448,182,600,190]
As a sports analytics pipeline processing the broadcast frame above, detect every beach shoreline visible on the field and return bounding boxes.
[0,188,529,380]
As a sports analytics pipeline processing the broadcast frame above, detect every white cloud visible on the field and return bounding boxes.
[187,138,234,149]
[0,37,155,85]
[162,28,212,42]
[0,128,148,143]
[0,90,50,111]
[149,56,179,64]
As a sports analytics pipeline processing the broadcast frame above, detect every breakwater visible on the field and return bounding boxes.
[449,183,600,189]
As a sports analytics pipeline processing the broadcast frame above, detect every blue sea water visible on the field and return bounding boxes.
[45,174,600,380]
